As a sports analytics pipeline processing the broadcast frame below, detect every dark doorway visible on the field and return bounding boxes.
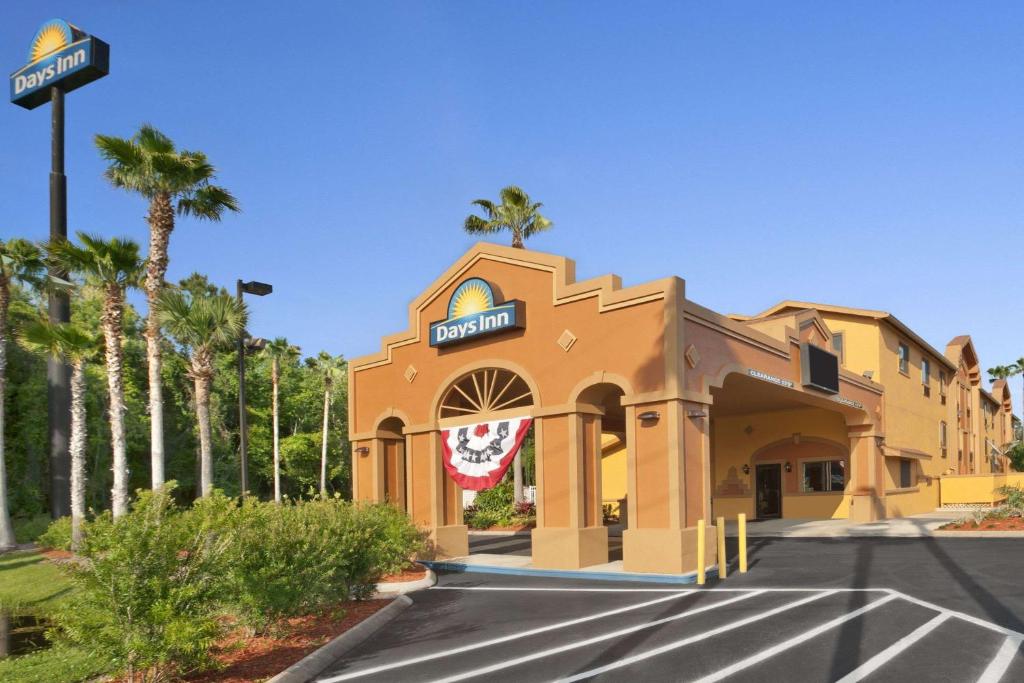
[755,464,782,519]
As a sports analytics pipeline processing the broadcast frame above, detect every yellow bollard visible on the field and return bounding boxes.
[696,519,706,585]
[716,516,727,580]
[738,513,748,573]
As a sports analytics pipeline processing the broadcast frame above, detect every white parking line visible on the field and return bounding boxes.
[977,635,1023,683]
[430,586,691,592]
[551,590,837,683]
[432,590,772,683]
[834,612,950,683]
[318,591,692,682]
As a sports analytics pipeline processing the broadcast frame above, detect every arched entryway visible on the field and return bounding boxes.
[376,416,407,511]
[438,367,536,560]
[575,382,628,562]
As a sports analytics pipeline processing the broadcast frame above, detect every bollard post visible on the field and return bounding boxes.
[696,519,706,585]
[716,516,727,580]
[738,513,748,573]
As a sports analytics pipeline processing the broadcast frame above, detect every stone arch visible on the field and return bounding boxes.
[749,436,850,496]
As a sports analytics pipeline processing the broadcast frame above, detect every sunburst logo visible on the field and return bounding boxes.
[28,20,77,64]
[449,278,495,319]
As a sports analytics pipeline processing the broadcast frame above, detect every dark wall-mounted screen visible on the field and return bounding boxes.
[801,342,839,394]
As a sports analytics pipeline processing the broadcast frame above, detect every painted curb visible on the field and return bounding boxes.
[374,567,437,595]
[931,530,1024,538]
[467,529,532,537]
[267,594,413,683]
[420,559,721,584]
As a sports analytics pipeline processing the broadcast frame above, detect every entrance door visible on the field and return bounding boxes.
[755,464,782,519]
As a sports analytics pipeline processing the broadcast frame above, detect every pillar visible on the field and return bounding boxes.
[622,399,717,574]
[532,408,609,569]
[848,427,885,523]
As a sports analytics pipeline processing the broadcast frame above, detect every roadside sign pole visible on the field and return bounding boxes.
[47,84,72,518]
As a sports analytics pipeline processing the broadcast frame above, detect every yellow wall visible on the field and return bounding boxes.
[600,433,627,516]
[819,314,881,379]
[711,407,851,520]
[940,473,1024,505]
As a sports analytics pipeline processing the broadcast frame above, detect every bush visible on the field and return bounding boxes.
[37,516,73,550]
[218,496,422,631]
[473,480,513,513]
[52,487,424,678]
[13,514,53,544]
[998,485,1024,513]
[55,486,232,681]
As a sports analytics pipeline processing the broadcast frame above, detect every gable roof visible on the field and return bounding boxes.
[748,300,957,371]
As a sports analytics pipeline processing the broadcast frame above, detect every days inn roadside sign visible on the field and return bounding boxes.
[10,19,109,109]
[429,278,525,347]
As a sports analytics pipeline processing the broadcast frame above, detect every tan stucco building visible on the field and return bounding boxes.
[349,244,1014,575]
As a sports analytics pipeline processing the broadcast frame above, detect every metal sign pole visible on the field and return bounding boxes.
[47,85,71,518]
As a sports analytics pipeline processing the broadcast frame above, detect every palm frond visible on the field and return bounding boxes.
[158,288,247,353]
[463,214,498,234]
[134,124,175,155]
[178,184,240,220]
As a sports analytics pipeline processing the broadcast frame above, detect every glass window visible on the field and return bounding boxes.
[803,460,846,492]
[898,343,910,374]
[921,359,930,385]
[899,458,913,488]
[940,421,948,457]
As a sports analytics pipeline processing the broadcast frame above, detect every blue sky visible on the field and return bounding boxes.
[2,3,1021,396]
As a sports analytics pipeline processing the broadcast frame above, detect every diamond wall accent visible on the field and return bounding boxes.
[557,329,577,352]
[404,365,417,383]
[685,344,701,369]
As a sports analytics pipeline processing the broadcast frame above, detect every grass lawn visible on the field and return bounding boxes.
[0,551,109,683]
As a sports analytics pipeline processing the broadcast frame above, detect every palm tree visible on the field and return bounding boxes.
[463,185,553,249]
[0,239,46,549]
[262,338,300,502]
[48,234,143,519]
[19,321,97,549]
[158,289,246,498]
[311,352,345,496]
[988,365,1018,382]
[95,125,240,490]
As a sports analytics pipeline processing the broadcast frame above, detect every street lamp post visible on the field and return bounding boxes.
[237,279,272,495]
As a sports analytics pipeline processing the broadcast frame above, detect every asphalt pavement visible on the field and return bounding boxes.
[316,537,1024,682]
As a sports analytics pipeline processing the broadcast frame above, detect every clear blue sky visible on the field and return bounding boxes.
[2,3,1021,397]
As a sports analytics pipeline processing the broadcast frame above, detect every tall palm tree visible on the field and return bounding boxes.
[262,338,300,502]
[463,185,553,249]
[158,289,246,498]
[95,125,240,490]
[19,321,97,549]
[48,234,143,519]
[0,239,46,549]
[988,365,1018,382]
[311,352,345,496]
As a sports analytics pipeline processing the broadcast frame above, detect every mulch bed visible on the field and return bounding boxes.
[186,599,390,683]
[474,523,536,532]
[942,517,1024,531]
[378,566,428,583]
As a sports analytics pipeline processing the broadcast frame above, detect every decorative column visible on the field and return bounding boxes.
[622,399,717,574]
[532,407,609,569]
[847,426,885,522]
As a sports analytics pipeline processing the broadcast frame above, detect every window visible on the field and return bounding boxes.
[940,421,948,458]
[898,343,910,374]
[939,371,947,404]
[832,332,845,364]
[899,458,913,488]
[803,460,846,492]
[921,359,931,396]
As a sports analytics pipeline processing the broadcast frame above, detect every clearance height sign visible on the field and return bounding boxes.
[10,19,109,109]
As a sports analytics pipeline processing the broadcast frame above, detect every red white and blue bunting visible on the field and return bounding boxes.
[440,416,532,490]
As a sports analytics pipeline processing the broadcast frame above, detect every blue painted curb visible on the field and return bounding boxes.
[420,560,721,585]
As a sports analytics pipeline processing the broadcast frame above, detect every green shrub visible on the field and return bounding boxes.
[473,480,513,513]
[13,514,52,544]
[37,516,73,550]
[55,486,232,681]
[998,485,1024,513]
[220,497,422,631]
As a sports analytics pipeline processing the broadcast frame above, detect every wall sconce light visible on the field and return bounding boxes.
[687,409,708,418]
[355,446,370,455]
[784,462,792,473]
[742,464,750,475]
[638,411,660,422]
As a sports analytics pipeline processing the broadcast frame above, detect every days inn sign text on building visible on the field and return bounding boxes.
[10,19,109,109]
[429,278,525,347]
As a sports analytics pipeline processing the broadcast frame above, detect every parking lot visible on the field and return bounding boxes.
[317,538,1024,682]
